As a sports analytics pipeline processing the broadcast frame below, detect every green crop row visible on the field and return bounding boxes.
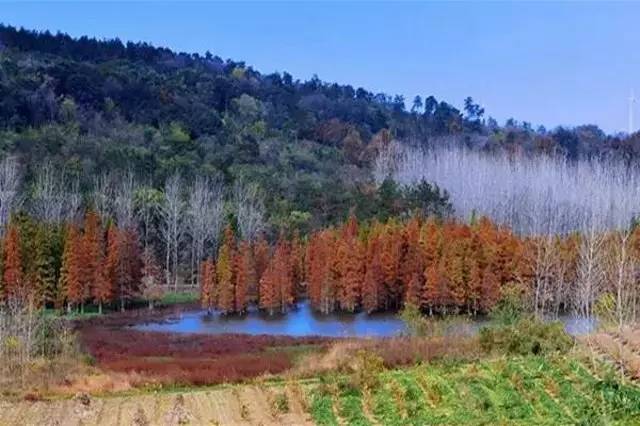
[308,355,640,425]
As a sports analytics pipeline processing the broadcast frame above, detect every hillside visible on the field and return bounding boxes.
[1,24,638,233]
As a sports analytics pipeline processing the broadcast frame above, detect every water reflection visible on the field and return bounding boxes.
[134,301,598,337]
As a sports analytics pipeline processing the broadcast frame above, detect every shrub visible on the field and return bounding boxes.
[489,283,529,326]
[479,318,573,356]
[272,392,289,413]
[348,350,385,390]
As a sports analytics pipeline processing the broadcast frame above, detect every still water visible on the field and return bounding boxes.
[134,301,597,337]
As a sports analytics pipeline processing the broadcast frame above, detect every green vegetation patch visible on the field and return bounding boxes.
[344,356,640,426]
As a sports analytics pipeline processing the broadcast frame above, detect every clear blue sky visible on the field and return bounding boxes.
[3,1,639,133]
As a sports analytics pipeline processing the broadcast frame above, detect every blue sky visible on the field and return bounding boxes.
[3,1,639,133]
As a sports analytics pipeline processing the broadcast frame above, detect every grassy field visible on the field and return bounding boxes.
[3,353,639,425]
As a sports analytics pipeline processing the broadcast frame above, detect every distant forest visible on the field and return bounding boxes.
[0,24,639,234]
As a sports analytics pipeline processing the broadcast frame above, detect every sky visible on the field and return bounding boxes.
[2,1,640,133]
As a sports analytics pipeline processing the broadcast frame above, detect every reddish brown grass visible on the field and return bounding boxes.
[79,327,330,386]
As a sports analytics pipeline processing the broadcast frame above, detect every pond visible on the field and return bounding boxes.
[133,301,598,338]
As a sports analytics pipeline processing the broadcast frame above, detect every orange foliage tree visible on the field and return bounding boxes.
[216,226,236,314]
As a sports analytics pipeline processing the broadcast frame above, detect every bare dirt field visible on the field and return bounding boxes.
[582,326,640,379]
[0,384,314,426]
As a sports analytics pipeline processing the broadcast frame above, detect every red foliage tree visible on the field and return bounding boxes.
[83,211,107,312]
[103,224,120,309]
[60,225,84,311]
[362,234,383,313]
[200,257,216,312]
[401,217,423,306]
[117,227,143,311]
[234,241,254,313]
[216,226,236,314]
[337,235,363,312]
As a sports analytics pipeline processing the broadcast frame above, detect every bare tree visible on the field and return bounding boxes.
[66,176,82,223]
[604,229,639,328]
[31,161,80,223]
[574,216,607,319]
[0,157,21,234]
[92,172,113,223]
[134,185,163,252]
[160,173,185,290]
[382,144,640,234]
[233,180,265,241]
[186,176,225,286]
[529,233,556,319]
[114,170,137,229]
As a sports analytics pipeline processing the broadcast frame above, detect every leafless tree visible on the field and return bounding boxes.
[574,216,607,319]
[31,161,80,223]
[603,229,639,327]
[160,173,185,290]
[66,176,82,222]
[380,144,640,234]
[0,157,21,234]
[233,180,265,241]
[114,170,137,229]
[92,172,113,223]
[530,233,556,319]
[186,176,224,286]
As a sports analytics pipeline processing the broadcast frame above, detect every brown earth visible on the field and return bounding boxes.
[582,326,640,379]
[0,384,314,426]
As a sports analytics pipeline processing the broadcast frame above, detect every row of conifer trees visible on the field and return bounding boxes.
[200,215,527,315]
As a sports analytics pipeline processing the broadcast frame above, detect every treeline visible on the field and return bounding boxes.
[1,24,639,236]
[3,207,640,323]
[200,216,525,316]
[200,214,640,322]
[0,211,150,313]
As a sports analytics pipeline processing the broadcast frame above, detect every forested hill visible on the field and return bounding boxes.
[0,24,637,232]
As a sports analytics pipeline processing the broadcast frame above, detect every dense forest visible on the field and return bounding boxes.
[2,25,640,321]
[1,24,640,235]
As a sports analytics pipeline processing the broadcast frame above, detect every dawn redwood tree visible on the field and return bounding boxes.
[234,241,254,313]
[401,217,423,306]
[200,257,216,313]
[83,210,105,311]
[117,227,143,311]
[275,235,294,311]
[259,254,278,315]
[337,233,363,312]
[216,226,236,314]
[253,234,270,292]
[59,225,84,312]
[422,263,440,315]
[290,230,305,297]
[362,234,383,313]
[140,247,163,310]
[102,224,120,309]
[305,231,324,311]
[380,225,402,309]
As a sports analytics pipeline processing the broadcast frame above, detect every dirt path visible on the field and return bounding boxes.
[0,385,314,426]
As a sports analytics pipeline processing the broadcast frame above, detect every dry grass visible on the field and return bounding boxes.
[291,335,480,378]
